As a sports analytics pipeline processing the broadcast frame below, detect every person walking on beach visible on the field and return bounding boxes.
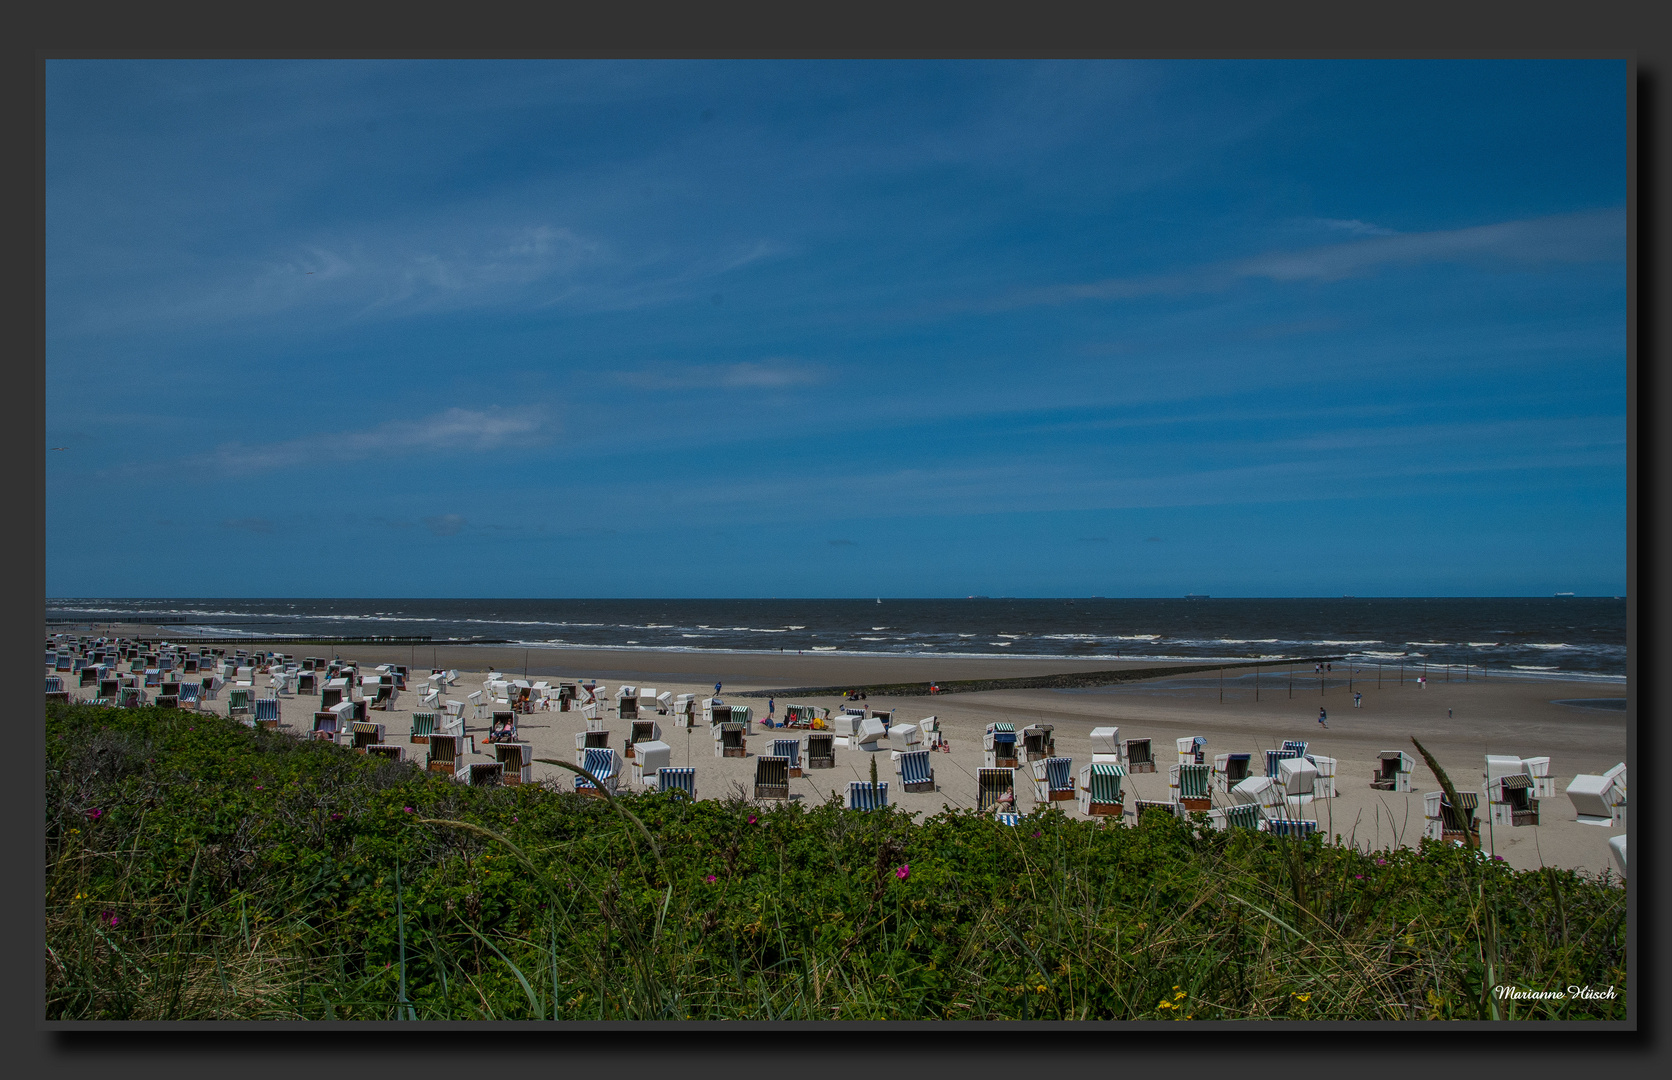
[1353,691,1362,709]
[1318,707,1328,729]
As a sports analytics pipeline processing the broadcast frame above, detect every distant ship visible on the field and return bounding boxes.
[1554,592,1575,597]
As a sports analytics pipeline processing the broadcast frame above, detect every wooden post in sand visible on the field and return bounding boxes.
[1219,667,1223,703]
[1288,663,1293,699]
[1255,662,1260,702]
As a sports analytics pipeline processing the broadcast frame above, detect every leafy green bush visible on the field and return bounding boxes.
[45,703,1626,1020]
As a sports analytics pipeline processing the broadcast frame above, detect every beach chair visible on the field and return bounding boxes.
[312,712,341,741]
[98,677,121,701]
[330,700,357,733]
[995,812,1022,827]
[653,690,673,714]
[495,742,533,785]
[1265,819,1319,839]
[627,719,661,757]
[616,685,639,720]
[983,723,1019,768]
[770,738,803,777]
[1484,755,1539,826]
[1282,740,1309,758]
[1522,756,1557,798]
[1371,751,1414,792]
[575,729,611,757]
[45,676,69,704]
[467,691,487,721]
[754,755,791,800]
[1264,748,1300,778]
[1231,776,1288,815]
[78,666,99,688]
[1608,834,1627,881]
[1177,736,1207,765]
[297,672,317,695]
[1422,790,1481,845]
[1566,768,1626,827]
[1077,762,1125,817]
[574,747,620,796]
[443,700,466,730]
[488,711,517,744]
[320,686,345,710]
[462,761,505,787]
[366,744,405,763]
[714,722,747,759]
[806,732,835,769]
[855,717,888,752]
[144,668,161,688]
[1124,739,1155,773]
[426,734,462,776]
[227,687,253,719]
[658,767,696,799]
[889,723,922,751]
[977,768,1016,813]
[917,715,942,750]
[409,712,438,744]
[896,749,936,793]
[1208,802,1265,831]
[630,740,671,786]
[671,693,696,727]
[178,681,201,709]
[1134,799,1178,821]
[1021,723,1055,762]
[847,781,888,811]
[1275,757,1318,811]
[1212,753,1252,792]
[351,722,385,752]
[253,697,281,730]
[1169,762,1213,811]
[1030,755,1074,803]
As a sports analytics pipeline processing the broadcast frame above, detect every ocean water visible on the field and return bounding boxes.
[44,597,1627,682]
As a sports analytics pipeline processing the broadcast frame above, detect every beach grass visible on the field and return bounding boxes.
[45,702,1625,1021]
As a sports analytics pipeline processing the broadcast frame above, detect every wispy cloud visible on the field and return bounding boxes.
[208,407,551,472]
[611,358,826,392]
[423,514,466,536]
[1311,217,1396,237]
[994,207,1624,308]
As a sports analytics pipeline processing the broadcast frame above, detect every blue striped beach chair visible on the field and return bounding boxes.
[1265,818,1318,839]
[897,749,935,793]
[658,767,696,799]
[178,681,201,708]
[1265,748,1299,777]
[995,812,1022,827]
[848,781,888,811]
[574,747,619,796]
[253,697,281,729]
[1282,740,1309,758]
[1041,756,1075,802]
[45,676,67,703]
[770,738,802,776]
[984,722,1019,767]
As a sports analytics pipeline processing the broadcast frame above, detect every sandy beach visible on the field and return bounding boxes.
[79,629,1629,877]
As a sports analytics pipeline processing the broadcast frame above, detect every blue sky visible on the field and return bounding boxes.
[45,59,1627,598]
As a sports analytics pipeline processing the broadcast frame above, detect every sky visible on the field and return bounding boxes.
[44,59,1627,598]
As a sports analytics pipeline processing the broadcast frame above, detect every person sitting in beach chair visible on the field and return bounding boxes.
[488,711,517,744]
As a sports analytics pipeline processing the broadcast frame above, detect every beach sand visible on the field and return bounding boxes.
[83,630,1629,876]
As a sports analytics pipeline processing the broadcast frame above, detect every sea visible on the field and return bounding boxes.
[44,597,1627,684]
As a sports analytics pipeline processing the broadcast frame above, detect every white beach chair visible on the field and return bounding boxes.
[494,742,533,785]
[983,723,1019,768]
[1566,767,1626,827]
[630,740,671,786]
[1422,790,1482,844]
[1608,834,1627,881]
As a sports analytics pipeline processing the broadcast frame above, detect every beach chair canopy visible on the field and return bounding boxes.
[1044,757,1074,792]
[770,738,801,766]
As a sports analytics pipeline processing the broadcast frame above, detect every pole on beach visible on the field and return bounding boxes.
[1255,662,1260,702]
[1219,667,1223,703]
[1288,662,1293,699]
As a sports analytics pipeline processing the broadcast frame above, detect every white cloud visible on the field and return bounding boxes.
[611,358,826,392]
[1312,218,1396,237]
[995,207,1625,308]
[208,407,551,472]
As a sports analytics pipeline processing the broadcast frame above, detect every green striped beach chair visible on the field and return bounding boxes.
[1078,762,1125,817]
[409,712,438,744]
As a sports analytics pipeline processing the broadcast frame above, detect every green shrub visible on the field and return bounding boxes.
[45,703,1626,1020]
